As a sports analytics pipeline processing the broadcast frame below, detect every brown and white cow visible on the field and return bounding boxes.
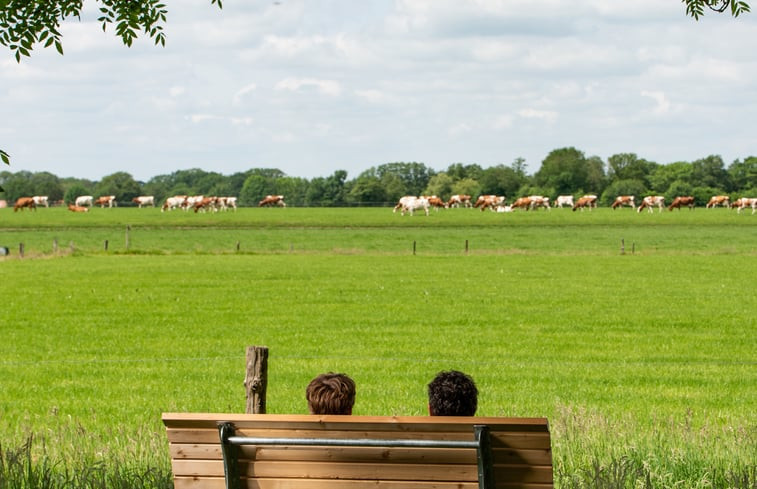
[162,195,187,212]
[13,197,36,212]
[735,197,757,215]
[611,195,635,210]
[572,195,597,212]
[394,196,429,216]
[67,203,89,213]
[528,195,551,211]
[447,194,472,208]
[510,197,532,210]
[668,196,695,211]
[637,195,665,213]
[75,195,94,207]
[473,195,505,211]
[259,195,286,207]
[423,196,448,210]
[193,196,218,213]
[94,195,116,208]
[32,195,49,208]
[706,195,730,208]
[132,195,155,208]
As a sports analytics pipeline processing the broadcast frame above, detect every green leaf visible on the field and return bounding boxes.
[1,149,10,165]
[54,40,63,55]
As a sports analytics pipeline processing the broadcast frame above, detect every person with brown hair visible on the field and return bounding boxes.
[305,372,356,415]
[427,370,478,416]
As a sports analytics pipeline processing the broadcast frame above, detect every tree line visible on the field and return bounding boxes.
[1,147,755,208]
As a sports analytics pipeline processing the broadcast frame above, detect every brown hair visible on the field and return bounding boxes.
[306,372,356,415]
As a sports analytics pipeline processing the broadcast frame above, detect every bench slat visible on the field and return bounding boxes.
[172,477,552,489]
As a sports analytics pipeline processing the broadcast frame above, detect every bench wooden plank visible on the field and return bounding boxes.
[163,414,553,489]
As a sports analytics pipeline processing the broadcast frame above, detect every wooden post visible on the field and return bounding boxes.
[620,238,625,255]
[236,241,240,252]
[413,241,416,255]
[104,240,109,251]
[245,346,269,414]
[125,225,131,250]
[18,243,24,258]
[53,238,58,254]
[465,239,469,254]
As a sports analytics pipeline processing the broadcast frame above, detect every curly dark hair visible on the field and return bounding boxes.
[427,370,478,416]
[306,372,356,415]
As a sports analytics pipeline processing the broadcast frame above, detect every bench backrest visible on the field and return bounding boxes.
[162,413,553,489]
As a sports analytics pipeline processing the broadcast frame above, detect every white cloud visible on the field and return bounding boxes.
[518,109,559,124]
[640,91,671,115]
[274,77,342,96]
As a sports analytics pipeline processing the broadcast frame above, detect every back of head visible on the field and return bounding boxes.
[306,372,356,415]
[427,370,478,416]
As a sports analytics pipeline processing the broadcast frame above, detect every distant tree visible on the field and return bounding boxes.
[648,161,693,194]
[607,153,658,188]
[599,179,648,206]
[240,174,271,206]
[665,180,694,203]
[445,163,484,182]
[28,171,64,201]
[424,173,455,199]
[534,147,595,195]
[95,171,141,202]
[585,156,607,195]
[63,183,91,204]
[0,170,34,202]
[691,155,730,190]
[451,178,481,200]
[728,156,757,192]
[304,170,347,207]
[478,164,524,198]
[275,176,309,206]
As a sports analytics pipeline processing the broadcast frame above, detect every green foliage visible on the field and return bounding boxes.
[665,179,694,203]
[600,179,647,206]
[684,0,751,20]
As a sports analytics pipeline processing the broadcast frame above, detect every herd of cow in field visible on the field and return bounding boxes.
[7,193,756,215]
[8,194,288,213]
[392,194,757,215]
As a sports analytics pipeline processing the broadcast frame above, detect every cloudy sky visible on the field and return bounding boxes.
[2,1,756,182]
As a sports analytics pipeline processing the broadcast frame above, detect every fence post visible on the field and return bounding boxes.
[125,225,131,250]
[53,238,58,254]
[465,239,469,255]
[245,346,269,414]
[104,240,109,251]
[413,241,416,255]
[19,243,24,258]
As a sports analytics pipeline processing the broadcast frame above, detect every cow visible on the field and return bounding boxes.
[193,196,218,213]
[217,196,237,211]
[510,197,532,210]
[132,195,155,208]
[735,197,757,215]
[67,203,89,213]
[668,196,695,211]
[496,205,513,213]
[473,195,505,211]
[447,194,472,208]
[32,195,49,208]
[529,195,551,211]
[94,195,117,208]
[397,196,430,216]
[554,195,574,208]
[637,195,665,213]
[13,197,36,212]
[259,195,286,207]
[572,195,597,212]
[75,195,94,207]
[611,195,635,210]
[706,195,730,208]
[423,196,448,210]
[162,195,187,212]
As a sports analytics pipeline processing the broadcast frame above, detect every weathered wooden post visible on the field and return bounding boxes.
[236,241,240,252]
[104,240,109,251]
[53,238,58,254]
[413,240,417,255]
[245,346,269,414]
[125,225,131,250]
[19,243,24,258]
[465,239,469,254]
[620,238,625,255]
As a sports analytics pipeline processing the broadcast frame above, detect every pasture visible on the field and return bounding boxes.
[1,206,755,488]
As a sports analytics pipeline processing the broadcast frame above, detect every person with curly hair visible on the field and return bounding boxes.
[427,370,478,416]
[306,372,356,415]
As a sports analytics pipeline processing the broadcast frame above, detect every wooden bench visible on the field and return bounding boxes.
[163,413,552,489]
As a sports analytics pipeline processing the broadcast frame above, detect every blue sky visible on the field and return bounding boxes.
[2,1,756,182]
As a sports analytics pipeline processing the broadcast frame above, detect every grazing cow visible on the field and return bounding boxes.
[529,196,551,211]
[32,195,49,208]
[637,195,665,213]
[94,195,116,208]
[706,195,730,208]
[572,195,598,212]
[496,205,513,213]
[259,195,286,207]
[68,203,89,213]
[162,195,187,212]
[611,195,635,210]
[132,195,155,208]
[510,197,532,210]
[447,194,472,208]
[75,195,94,207]
[554,195,574,208]
[397,196,430,216]
[193,197,218,213]
[423,196,448,210]
[668,196,695,211]
[217,196,237,211]
[14,197,36,212]
[473,195,505,211]
[735,197,757,215]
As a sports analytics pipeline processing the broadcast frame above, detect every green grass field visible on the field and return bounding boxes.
[1,206,755,488]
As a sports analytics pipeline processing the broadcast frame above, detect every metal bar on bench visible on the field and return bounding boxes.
[218,422,495,489]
